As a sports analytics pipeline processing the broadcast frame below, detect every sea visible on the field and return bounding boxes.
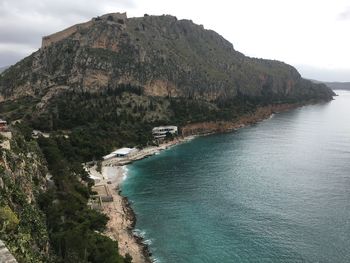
[121,90,350,263]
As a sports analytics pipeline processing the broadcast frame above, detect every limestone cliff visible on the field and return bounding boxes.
[0,130,51,262]
[0,12,334,104]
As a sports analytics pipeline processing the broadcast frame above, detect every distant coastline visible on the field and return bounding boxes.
[180,101,324,137]
[310,79,350,91]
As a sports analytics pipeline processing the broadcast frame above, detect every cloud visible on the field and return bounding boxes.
[296,64,350,82]
[0,49,32,67]
[338,6,350,20]
[0,0,135,17]
[0,42,38,67]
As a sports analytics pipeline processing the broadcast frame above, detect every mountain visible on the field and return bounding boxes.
[0,13,333,100]
[0,13,334,151]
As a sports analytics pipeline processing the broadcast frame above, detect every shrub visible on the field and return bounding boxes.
[0,205,19,232]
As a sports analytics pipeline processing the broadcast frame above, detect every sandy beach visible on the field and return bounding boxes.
[101,166,149,263]
[88,137,193,263]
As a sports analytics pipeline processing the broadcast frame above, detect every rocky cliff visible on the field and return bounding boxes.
[0,12,334,103]
[0,130,51,262]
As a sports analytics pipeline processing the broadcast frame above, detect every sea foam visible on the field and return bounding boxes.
[122,166,129,181]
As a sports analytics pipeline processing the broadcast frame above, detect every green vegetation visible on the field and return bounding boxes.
[8,88,269,161]
[37,136,128,262]
[0,133,51,262]
[0,205,19,232]
[26,86,160,160]
[0,96,39,120]
[0,130,131,262]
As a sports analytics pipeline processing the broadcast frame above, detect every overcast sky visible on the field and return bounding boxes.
[1,0,350,81]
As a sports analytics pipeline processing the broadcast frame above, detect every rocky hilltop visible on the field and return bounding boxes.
[0,12,335,153]
[0,12,333,102]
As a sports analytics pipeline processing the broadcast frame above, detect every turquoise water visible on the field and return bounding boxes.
[121,91,350,263]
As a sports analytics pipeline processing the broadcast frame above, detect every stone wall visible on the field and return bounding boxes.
[99,12,127,21]
[41,20,93,48]
[41,12,127,48]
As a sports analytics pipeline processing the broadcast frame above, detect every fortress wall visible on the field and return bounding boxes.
[41,20,93,48]
[41,12,127,48]
[100,12,127,21]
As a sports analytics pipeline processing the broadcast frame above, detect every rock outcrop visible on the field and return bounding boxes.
[41,12,127,48]
[0,130,51,262]
[0,12,334,104]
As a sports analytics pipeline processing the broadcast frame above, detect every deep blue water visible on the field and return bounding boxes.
[121,91,350,263]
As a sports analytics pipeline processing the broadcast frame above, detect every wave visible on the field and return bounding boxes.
[133,228,146,238]
[122,166,129,181]
[143,239,153,246]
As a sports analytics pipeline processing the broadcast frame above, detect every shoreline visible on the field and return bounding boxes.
[92,138,192,263]
[180,102,315,137]
[93,100,330,263]
[98,166,152,263]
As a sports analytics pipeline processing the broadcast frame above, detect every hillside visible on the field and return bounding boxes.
[0,127,132,263]
[0,13,334,101]
[0,13,335,156]
[0,130,51,262]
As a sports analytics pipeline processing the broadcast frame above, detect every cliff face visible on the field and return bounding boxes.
[0,13,334,104]
[0,131,51,262]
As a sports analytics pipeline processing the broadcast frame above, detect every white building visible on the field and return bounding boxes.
[152,126,178,139]
[32,130,50,139]
[102,147,137,160]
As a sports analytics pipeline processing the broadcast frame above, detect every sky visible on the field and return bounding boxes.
[1,0,350,81]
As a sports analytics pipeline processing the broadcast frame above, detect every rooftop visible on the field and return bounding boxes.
[102,147,137,160]
[111,147,135,155]
[152,126,177,131]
